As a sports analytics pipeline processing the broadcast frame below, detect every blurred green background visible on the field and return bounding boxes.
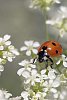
[0,0,67,97]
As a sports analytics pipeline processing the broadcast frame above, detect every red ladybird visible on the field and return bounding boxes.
[38,40,63,57]
[33,40,63,68]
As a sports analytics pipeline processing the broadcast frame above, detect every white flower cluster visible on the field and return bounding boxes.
[17,40,67,100]
[29,0,60,10]
[17,60,61,100]
[0,89,21,100]
[0,34,19,75]
[46,6,67,37]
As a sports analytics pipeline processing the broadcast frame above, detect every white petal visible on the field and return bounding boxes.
[46,7,50,11]
[41,69,46,75]
[43,81,48,87]
[60,94,64,100]
[62,54,66,60]
[49,79,53,85]
[9,96,21,100]
[32,49,38,54]
[33,42,40,47]
[56,60,61,65]
[22,71,30,78]
[8,57,13,62]
[0,46,4,50]
[60,6,67,13]
[48,71,56,79]
[28,40,33,46]
[21,91,28,98]
[31,69,37,76]
[5,41,11,45]
[20,46,27,51]
[52,77,60,87]
[11,49,19,55]
[0,38,3,42]
[31,81,35,85]
[35,78,40,82]
[54,93,58,98]
[30,64,36,68]
[19,60,29,66]
[5,93,12,98]
[26,50,31,56]
[55,0,61,4]
[36,93,41,98]
[63,61,67,67]
[17,68,25,76]
[50,88,57,93]
[24,79,31,84]
[0,65,4,72]
[42,92,47,97]
[46,20,55,25]
[24,41,33,46]
[43,88,48,92]
[4,34,11,41]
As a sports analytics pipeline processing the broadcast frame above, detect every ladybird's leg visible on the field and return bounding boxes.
[32,56,44,63]
[49,57,53,69]
[45,59,49,68]
[32,57,38,63]
[46,55,53,68]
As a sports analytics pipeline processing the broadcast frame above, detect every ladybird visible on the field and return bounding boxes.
[33,40,63,68]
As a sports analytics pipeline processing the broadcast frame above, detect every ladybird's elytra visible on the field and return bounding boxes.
[38,40,63,57]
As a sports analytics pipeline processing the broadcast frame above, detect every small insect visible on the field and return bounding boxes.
[33,40,63,68]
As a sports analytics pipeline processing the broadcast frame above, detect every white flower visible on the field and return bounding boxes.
[0,34,19,63]
[17,60,36,76]
[56,54,67,67]
[0,89,12,100]
[21,91,29,100]
[20,40,40,56]
[43,77,60,94]
[24,69,40,85]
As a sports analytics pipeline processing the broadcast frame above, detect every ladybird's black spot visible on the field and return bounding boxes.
[52,42,56,46]
[42,46,47,50]
[56,50,58,54]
